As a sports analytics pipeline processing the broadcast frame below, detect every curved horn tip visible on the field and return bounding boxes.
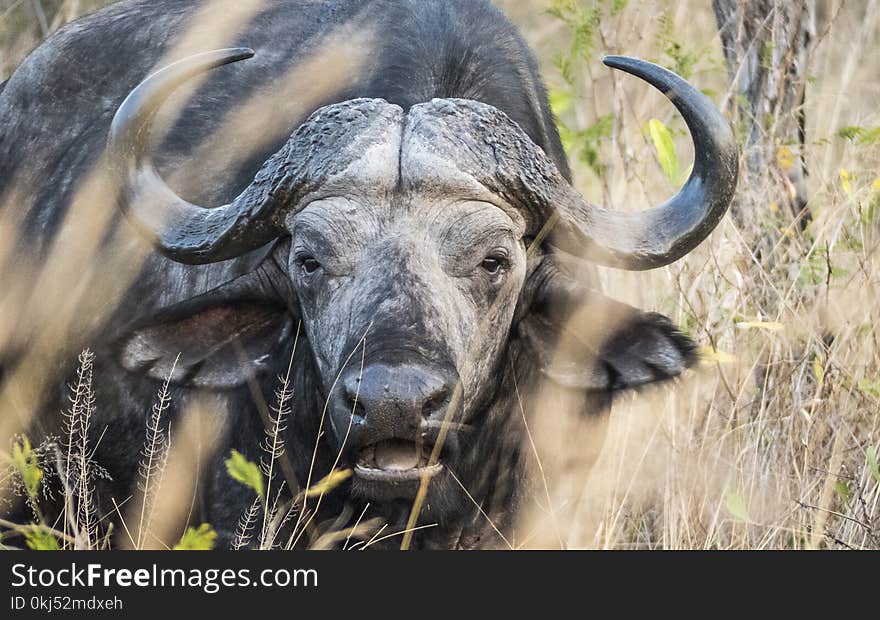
[602,55,636,70]
[225,47,256,62]
[601,54,621,66]
[107,45,274,265]
[187,47,256,68]
[601,55,667,78]
[559,54,738,270]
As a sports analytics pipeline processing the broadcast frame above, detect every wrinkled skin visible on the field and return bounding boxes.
[286,107,525,428]
[0,0,726,549]
[119,99,700,545]
[283,102,530,518]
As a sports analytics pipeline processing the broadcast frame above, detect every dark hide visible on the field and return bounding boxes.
[0,0,696,549]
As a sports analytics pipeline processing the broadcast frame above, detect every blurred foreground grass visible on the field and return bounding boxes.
[1,0,878,548]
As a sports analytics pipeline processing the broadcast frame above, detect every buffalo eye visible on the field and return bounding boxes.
[299,256,322,275]
[480,255,508,276]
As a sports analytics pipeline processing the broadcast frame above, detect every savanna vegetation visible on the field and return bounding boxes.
[1,0,878,549]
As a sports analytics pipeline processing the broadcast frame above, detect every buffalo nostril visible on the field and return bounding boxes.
[345,394,366,419]
[339,363,459,429]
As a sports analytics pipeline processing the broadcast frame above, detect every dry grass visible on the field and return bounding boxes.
[502,0,880,549]
[1,0,878,549]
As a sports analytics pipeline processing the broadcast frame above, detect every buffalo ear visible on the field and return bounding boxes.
[118,300,294,390]
[590,311,697,391]
[517,266,696,393]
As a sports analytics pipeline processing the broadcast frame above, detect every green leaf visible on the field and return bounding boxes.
[858,378,880,399]
[840,168,853,195]
[858,127,880,145]
[11,436,42,501]
[225,450,264,498]
[557,121,576,156]
[836,125,880,144]
[799,249,847,286]
[24,528,60,551]
[812,357,825,389]
[549,88,573,117]
[724,489,751,523]
[655,10,700,79]
[553,51,575,87]
[174,524,217,550]
[867,446,880,483]
[575,114,614,174]
[761,41,775,69]
[836,125,865,141]
[648,119,679,185]
[570,7,600,62]
[835,480,851,503]
[305,468,352,498]
[547,0,576,21]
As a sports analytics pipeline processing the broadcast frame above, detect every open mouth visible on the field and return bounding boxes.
[354,438,444,483]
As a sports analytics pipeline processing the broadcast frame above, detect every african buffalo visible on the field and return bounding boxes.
[0,0,737,549]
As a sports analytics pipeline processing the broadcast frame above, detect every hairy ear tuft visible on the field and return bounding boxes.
[597,311,696,392]
[119,301,293,390]
[518,265,697,394]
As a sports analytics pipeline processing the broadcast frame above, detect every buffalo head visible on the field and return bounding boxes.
[108,49,737,518]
